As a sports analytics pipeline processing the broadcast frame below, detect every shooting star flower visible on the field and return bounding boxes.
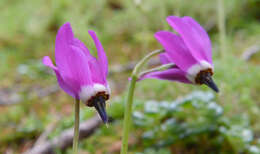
[42,23,110,123]
[141,16,219,92]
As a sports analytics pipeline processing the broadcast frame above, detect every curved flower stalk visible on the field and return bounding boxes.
[42,23,110,153]
[120,49,164,154]
[140,16,219,92]
[121,16,219,154]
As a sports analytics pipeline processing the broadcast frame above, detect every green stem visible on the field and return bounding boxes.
[120,75,137,154]
[217,0,226,58]
[138,63,175,78]
[175,0,180,16]
[73,98,80,154]
[120,49,164,154]
[133,49,164,75]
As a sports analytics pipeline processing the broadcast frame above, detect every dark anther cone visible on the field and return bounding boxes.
[201,72,219,93]
[93,96,108,124]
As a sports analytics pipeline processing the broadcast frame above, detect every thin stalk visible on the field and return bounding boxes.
[73,98,80,154]
[175,0,180,16]
[120,49,164,154]
[133,49,164,75]
[120,75,137,154]
[217,0,226,58]
[138,63,175,78]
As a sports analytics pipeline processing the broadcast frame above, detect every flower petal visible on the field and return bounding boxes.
[88,58,106,84]
[155,31,198,71]
[72,38,96,61]
[159,53,172,64]
[55,23,92,88]
[88,30,108,79]
[42,56,77,97]
[139,68,191,84]
[167,16,212,64]
[71,38,106,84]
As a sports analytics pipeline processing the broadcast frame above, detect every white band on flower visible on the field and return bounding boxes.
[79,83,110,103]
[186,61,213,83]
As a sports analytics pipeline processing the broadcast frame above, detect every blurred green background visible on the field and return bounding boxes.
[0,0,260,153]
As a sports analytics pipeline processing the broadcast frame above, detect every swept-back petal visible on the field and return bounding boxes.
[72,38,105,84]
[159,53,172,64]
[72,38,96,61]
[167,16,212,64]
[139,68,191,84]
[55,23,92,88]
[42,56,77,97]
[88,30,108,79]
[88,58,106,84]
[155,31,198,71]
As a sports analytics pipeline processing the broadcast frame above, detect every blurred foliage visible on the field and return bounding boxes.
[133,91,258,154]
[75,91,260,154]
[0,0,260,153]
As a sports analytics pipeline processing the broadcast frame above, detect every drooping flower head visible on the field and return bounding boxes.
[141,16,219,92]
[43,23,110,123]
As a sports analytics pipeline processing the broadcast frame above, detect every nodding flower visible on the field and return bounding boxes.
[140,16,219,92]
[43,23,110,123]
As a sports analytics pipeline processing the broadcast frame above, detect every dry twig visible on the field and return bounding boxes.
[241,45,260,61]
[25,115,102,154]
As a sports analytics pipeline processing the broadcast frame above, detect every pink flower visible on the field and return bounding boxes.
[43,23,110,123]
[141,16,219,92]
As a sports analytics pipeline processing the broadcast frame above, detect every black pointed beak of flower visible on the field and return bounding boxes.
[93,96,108,124]
[201,73,219,93]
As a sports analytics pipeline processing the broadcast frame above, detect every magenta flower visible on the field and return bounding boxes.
[42,23,110,123]
[141,16,219,92]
